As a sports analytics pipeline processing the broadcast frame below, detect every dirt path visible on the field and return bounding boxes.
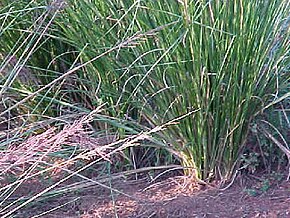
[11,174,290,218]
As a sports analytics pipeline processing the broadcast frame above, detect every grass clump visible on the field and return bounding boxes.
[0,1,289,211]
[52,0,289,180]
[0,0,289,216]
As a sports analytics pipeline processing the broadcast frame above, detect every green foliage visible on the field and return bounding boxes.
[56,0,289,180]
[1,0,289,182]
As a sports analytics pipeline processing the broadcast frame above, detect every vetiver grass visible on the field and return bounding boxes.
[53,0,289,180]
[0,0,289,215]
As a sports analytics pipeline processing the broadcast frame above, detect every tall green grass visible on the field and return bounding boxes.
[1,0,289,182]
[53,0,289,180]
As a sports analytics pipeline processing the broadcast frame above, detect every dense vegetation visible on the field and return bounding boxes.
[0,0,289,216]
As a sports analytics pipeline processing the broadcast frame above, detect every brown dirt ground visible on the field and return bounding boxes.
[6,173,290,218]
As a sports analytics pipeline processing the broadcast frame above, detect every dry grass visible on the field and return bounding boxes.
[0,111,116,181]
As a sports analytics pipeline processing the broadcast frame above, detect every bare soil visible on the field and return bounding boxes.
[7,173,290,218]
